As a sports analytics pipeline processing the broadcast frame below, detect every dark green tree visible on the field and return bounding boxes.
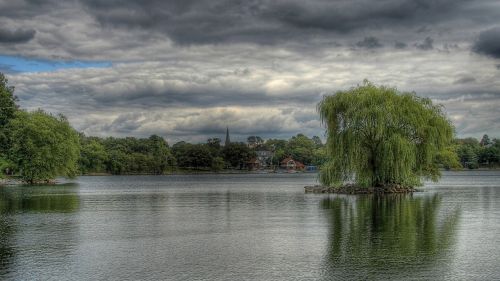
[318,81,454,188]
[211,156,225,172]
[286,134,316,164]
[0,73,18,127]
[0,73,18,158]
[223,142,253,169]
[455,138,480,169]
[312,136,323,148]
[147,135,172,174]
[172,142,212,169]
[480,134,491,146]
[7,110,80,183]
[79,137,108,174]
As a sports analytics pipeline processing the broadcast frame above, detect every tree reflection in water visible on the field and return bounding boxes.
[321,194,460,280]
[0,184,79,277]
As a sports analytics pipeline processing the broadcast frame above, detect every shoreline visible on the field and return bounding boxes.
[304,184,418,194]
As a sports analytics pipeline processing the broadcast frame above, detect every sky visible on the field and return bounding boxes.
[0,0,499,143]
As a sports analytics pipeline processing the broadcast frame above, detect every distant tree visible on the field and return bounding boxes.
[207,138,221,149]
[211,157,225,172]
[0,73,18,127]
[318,81,454,188]
[223,142,254,169]
[147,135,172,174]
[265,139,287,165]
[265,139,287,151]
[478,145,499,166]
[172,142,212,169]
[79,137,108,174]
[286,134,316,164]
[0,73,18,156]
[457,145,479,169]
[247,136,264,148]
[206,137,222,158]
[312,136,323,148]
[454,138,481,169]
[480,134,491,146]
[7,110,80,183]
[456,137,480,146]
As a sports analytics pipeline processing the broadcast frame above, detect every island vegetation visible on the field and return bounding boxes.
[1,73,499,185]
[316,81,496,193]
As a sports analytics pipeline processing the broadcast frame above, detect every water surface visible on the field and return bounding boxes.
[1,171,499,280]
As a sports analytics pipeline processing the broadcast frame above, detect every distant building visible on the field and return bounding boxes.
[256,150,273,168]
[225,127,231,146]
[246,158,261,170]
[280,157,305,171]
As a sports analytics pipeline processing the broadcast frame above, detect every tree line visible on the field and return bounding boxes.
[1,74,499,184]
[454,135,500,169]
[78,133,327,175]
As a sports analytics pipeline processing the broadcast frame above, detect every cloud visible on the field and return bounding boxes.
[56,0,483,46]
[473,27,500,58]
[0,28,35,43]
[394,41,407,49]
[453,76,476,85]
[7,44,500,140]
[1,0,499,141]
[356,37,383,49]
[415,37,433,50]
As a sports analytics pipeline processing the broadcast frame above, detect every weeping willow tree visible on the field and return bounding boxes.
[318,81,454,188]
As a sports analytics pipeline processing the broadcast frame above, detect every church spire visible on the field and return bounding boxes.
[225,127,231,146]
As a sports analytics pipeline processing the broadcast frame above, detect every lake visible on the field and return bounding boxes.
[1,171,499,280]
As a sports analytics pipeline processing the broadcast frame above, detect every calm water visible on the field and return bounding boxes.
[1,171,499,280]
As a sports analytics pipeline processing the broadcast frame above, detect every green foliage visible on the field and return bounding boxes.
[79,137,108,174]
[81,135,174,175]
[318,81,454,187]
[211,156,225,172]
[0,73,18,127]
[321,194,460,275]
[172,142,212,169]
[286,134,316,164]
[7,110,80,183]
[0,74,18,155]
[0,156,14,178]
[223,142,254,169]
[454,137,500,168]
[478,144,499,166]
[480,134,491,146]
[435,146,462,170]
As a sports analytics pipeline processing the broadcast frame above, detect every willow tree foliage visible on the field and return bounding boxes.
[318,81,454,188]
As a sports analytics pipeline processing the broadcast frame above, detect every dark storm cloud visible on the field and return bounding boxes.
[0,0,57,18]
[415,37,433,50]
[356,37,383,49]
[2,0,500,140]
[267,0,461,32]
[453,76,476,85]
[90,86,318,109]
[75,0,467,45]
[0,28,36,43]
[394,42,407,49]
[473,27,500,58]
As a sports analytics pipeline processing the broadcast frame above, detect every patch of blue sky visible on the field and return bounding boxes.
[0,55,111,73]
